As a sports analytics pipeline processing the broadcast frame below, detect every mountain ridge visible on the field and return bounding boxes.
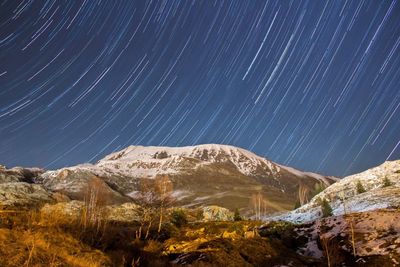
[38,144,337,213]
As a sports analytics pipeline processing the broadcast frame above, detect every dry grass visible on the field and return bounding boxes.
[0,179,117,267]
[0,225,111,267]
[3,200,397,267]
[0,202,173,267]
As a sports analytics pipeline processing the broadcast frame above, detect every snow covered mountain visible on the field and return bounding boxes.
[267,160,400,223]
[39,144,336,213]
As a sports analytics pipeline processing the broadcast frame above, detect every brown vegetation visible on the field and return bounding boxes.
[1,198,399,266]
[0,202,319,267]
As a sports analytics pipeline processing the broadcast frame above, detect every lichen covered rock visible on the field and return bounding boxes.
[0,182,53,208]
[202,205,233,221]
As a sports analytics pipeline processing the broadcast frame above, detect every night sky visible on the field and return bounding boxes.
[1,0,400,177]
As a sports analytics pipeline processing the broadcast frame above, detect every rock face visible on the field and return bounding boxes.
[40,201,142,223]
[0,167,44,184]
[202,206,233,221]
[259,209,400,266]
[37,170,130,205]
[267,160,400,223]
[0,167,53,209]
[39,144,336,214]
[0,182,53,208]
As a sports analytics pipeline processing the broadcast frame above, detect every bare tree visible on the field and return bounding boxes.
[81,176,112,232]
[249,192,269,220]
[320,235,333,267]
[339,192,356,257]
[298,182,310,206]
[135,175,174,238]
[155,175,174,233]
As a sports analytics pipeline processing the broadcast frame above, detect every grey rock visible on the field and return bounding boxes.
[0,182,53,209]
[202,205,234,221]
[0,166,44,184]
[266,160,400,223]
[39,169,130,204]
[41,200,141,223]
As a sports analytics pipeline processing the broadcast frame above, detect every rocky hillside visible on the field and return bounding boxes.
[260,209,400,266]
[0,166,56,209]
[267,160,400,223]
[0,165,44,183]
[37,144,336,214]
[1,155,399,266]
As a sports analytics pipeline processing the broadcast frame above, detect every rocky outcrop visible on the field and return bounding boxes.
[0,167,44,184]
[40,201,142,223]
[38,170,131,204]
[266,160,400,223]
[259,209,400,266]
[202,206,233,221]
[0,182,53,209]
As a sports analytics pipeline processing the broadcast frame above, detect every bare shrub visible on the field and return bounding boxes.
[170,209,188,228]
[319,233,345,267]
[340,193,356,257]
[356,180,366,194]
[320,235,333,267]
[382,176,392,187]
[311,182,326,198]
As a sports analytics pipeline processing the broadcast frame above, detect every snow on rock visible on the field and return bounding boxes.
[96,144,283,177]
[292,210,400,262]
[170,190,192,201]
[265,160,400,223]
[278,165,338,184]
[0,167,44,184]
[39,144,335,211]
[311,160,400,202]
[43,144,331,183]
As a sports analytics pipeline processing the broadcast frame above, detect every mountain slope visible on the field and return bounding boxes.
[267,160,400,223]
[39,144,337,214]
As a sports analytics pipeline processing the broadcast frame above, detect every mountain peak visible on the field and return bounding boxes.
[96,144,281,177]
[39,143,336,213]
[101,144,262,161]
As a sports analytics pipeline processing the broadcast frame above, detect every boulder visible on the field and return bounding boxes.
[106,202,141,222]
[202,205,233,221]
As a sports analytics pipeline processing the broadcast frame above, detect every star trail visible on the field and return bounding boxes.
[1,0,400,177]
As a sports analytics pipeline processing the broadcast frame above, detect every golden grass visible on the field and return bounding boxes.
[0,205,112,267]
[0,227,111,267]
